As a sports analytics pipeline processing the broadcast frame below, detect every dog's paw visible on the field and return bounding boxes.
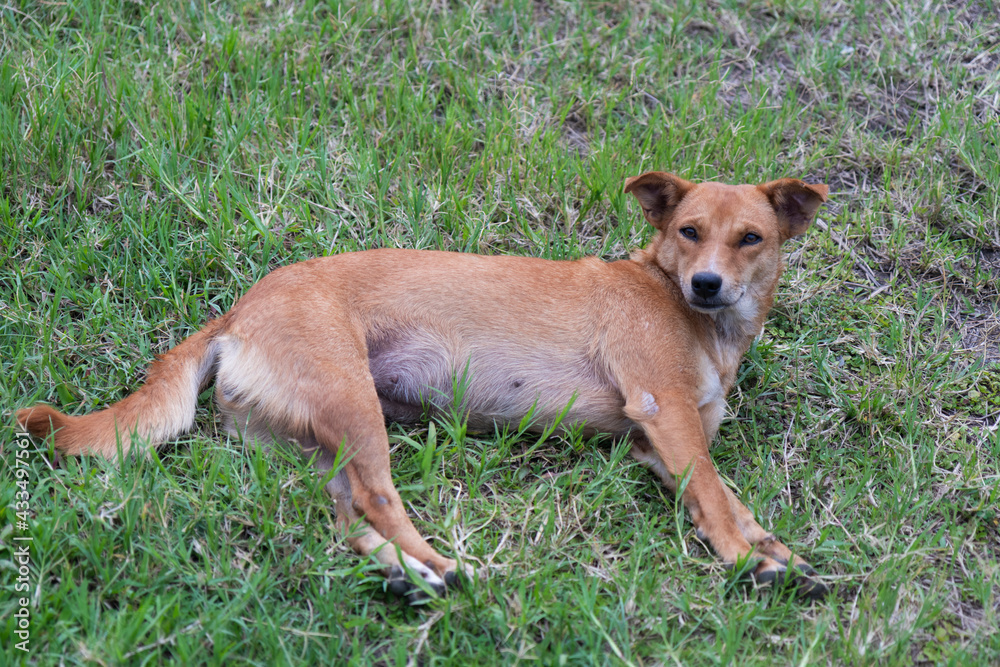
[752,559,828,599]
[749,534,828,599]
[443,561,476,591]
[384,557,475,603]
[386,562,446,602]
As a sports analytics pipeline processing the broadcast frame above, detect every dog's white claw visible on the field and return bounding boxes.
[401,552,446,589]
[403,553,444,586]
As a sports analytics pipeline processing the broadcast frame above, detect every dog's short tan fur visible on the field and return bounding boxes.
[17,172,829,597]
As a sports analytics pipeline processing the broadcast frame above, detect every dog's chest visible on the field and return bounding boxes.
[695,344,733,442]
[697,358,725,410]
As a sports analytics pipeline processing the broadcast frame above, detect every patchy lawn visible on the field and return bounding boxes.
[1,0,997,664]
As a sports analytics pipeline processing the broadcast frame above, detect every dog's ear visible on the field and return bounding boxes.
[757,179,829,240]
[624,171,695,230]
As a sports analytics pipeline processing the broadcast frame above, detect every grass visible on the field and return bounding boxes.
[1,0,998,664]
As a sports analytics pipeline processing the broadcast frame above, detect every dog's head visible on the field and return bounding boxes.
[625,171,828,316]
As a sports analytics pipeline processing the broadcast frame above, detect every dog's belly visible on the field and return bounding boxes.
[367,331,632,437]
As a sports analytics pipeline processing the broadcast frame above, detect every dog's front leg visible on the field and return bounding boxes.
[625,392,790,583]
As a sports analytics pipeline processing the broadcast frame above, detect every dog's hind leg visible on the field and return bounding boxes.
[214,318,463,597]
[309,443,449,599]
[305,395,463,592]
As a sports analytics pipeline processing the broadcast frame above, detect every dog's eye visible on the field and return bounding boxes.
[742,233,761,246]
[680,227,698,240]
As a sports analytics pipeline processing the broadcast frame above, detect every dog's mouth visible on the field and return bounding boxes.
[688,289,746,314]
[690,302,728,312]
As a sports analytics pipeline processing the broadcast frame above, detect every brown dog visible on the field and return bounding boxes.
[16,171,829,599]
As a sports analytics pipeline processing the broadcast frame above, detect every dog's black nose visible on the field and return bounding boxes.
[691,272,723,299]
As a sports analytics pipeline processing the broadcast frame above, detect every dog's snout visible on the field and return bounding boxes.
[691,272,723,299]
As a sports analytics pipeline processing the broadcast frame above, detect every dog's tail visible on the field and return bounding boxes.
[15,316,229,458]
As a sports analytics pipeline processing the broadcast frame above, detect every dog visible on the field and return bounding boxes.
[16,171,829,599]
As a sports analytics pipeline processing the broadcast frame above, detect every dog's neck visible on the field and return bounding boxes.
[702,297,768,388]
[708,293,769,346]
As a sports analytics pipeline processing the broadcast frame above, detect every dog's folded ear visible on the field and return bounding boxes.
[757,179,829,240]
[624,171,695,231]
